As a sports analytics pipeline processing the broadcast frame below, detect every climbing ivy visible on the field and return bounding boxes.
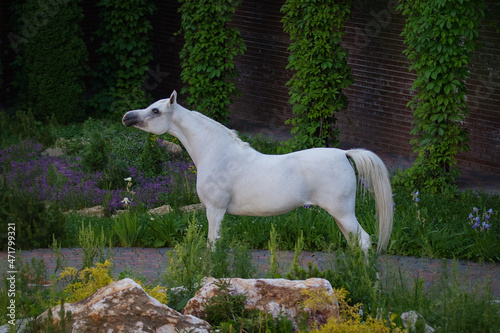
[394,0,486,193]
[178,0,246,124]
[91,0,156,117]
[13,0,87,124]
[280,0,353,152]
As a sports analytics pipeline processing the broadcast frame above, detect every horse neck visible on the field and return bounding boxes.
[168,105,242,167]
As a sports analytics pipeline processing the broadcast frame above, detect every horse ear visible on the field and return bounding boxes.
[169,91,177,107]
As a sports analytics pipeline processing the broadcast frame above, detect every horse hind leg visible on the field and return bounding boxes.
[320,198,371,253]
[333,213,371,254]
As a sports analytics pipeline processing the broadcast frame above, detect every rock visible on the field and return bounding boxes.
[159,140,183,154]
[182,278,338,328]
[180,203,205,213]
[401,311,435,333]
[42,147,64,157]
[0,318,32,333]
[66,205,105,218]
[149,205,173,215]
[38,278,211,333]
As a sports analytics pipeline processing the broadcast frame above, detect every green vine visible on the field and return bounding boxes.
[91,0,156,117]
[178,0,246,124]
[280,0,353,152]
[14,0,88,124]
[395,0,486,193]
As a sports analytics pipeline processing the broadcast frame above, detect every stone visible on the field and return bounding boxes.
[42,147,64,157]
[158,140,183,154]
[68,205,105,218]
[38,278,211,333]
[0,318,32,333]
[401,311,435,333]
[149,205,173,215]
[182,277,338,328]
[180,203,205,213]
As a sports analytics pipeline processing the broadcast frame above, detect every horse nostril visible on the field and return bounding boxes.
[122,113,137,127]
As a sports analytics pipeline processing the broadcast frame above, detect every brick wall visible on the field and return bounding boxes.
[227,0,500,175]
[1,0,498,174]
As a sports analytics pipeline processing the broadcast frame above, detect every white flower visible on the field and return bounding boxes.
[122,197,131,204]
[124,177,132,182]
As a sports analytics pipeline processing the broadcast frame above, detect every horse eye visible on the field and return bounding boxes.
[152,108,160,114]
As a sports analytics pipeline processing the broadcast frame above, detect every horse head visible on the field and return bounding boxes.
[122,90,177,135]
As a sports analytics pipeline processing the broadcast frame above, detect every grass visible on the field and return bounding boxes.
[1,115,499,331]
[1,115,499,260]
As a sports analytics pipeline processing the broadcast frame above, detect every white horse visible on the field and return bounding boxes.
[123,91,393,253]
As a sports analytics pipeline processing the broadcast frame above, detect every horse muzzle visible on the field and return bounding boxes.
[122,111,140,127]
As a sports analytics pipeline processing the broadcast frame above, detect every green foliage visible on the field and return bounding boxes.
[82,132,109,172]
[396,0,486,193]
[34,298,72,333]
[0,190,65,250]
[148,213,186,247]
[329,242,380,314]
[97,162,129,190]
[6,110,57,149]
[380,260,500,332]
[164,215,210,304]
[280,0,353,152]
[14,0,87,124]
[78,221,111,268]
[92,0,155,116]
[202,279,295,333]
[112,211,149,247]
[203,279,248,326]
[267,224,281,278]
[0,257,55,326]
[139,133,167,176]
[178,0,246,124]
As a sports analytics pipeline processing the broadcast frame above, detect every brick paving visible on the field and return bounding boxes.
[1,248,499,299]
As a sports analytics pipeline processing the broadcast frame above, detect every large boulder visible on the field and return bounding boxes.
[38,278,211,333]
[182,278,339,328]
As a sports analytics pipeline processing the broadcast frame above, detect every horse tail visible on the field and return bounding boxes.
[345,149,393,253]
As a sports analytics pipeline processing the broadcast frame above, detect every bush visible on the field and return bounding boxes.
[139,133,167,176]
[178,0,246,123]
[280,0,353,151]
[92,0,155,117]
[82,132,109,172]
[396,0,486,193]
[0,188,65,250]
[14,0,87,124]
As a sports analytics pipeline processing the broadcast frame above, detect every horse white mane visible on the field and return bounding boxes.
[190,111,250,149]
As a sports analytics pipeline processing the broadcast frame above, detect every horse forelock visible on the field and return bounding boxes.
[191,111,250,149]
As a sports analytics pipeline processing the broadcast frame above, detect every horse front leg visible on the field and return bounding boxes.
[206,206,226,249]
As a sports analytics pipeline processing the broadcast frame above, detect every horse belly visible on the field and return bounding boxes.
[225,162,310,216]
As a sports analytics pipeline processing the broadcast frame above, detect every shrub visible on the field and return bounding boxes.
[82,132,109,172]
[1,190,65,250]
[164,215,210,307]
[280,0,353,151]
[178,0,246,123]
[395,0,486,193]
[203,279,248,326]
[112,211,150,247]
[14,0,87,124]
[139,133,167,176]
[92,0,155,117]
[304,288,402,333]
[78,221,111,268]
